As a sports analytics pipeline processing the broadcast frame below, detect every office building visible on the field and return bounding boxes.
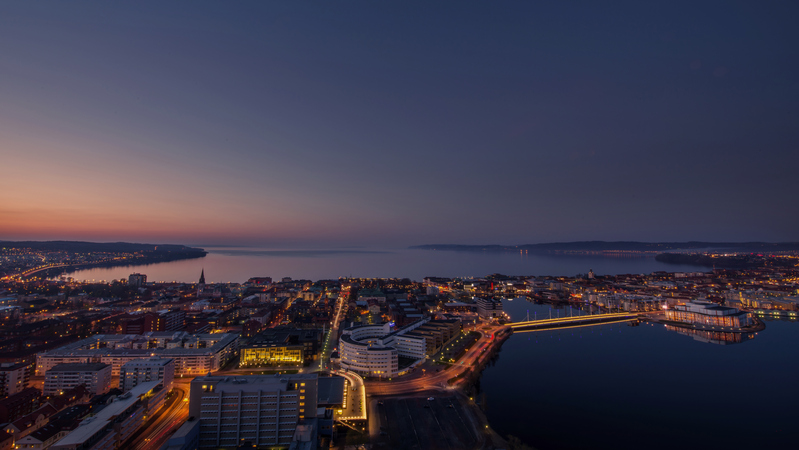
[240,328,321,368]
[189,374,318,449]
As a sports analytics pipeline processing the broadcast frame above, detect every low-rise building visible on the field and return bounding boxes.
[0,388,41,423]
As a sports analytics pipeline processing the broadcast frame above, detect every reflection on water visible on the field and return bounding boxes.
[480,298,799,450]
[664,324,755,345]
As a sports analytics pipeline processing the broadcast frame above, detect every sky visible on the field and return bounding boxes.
[1,1,798,248]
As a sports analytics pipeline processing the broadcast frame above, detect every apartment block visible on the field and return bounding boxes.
[119,358,174,393]
[43,363,111,396]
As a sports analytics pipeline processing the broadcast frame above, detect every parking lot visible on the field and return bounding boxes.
[372,395,481,449]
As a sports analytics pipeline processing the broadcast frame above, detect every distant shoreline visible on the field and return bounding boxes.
[411,241,799,254]
[0,240,207,280]
[30,251,207,280]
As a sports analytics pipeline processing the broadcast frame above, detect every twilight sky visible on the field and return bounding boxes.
[1,1,798,247]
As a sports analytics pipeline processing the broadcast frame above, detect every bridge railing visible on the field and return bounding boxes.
[509,312,637,326]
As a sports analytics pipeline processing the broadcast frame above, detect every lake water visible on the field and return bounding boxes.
[480,299,799,450]
[59,247,705,283]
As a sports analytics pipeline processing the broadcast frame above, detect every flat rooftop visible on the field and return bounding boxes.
[49,363,110,372]
[192,373,318,392]
[53,381,160,446]
[317,376,345,406]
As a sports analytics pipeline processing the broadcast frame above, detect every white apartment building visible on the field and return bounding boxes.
[119,357,175,393]
[189,374,318,449]
[338,320,432,378]
[43,363,112,396]
[36,332,238,379]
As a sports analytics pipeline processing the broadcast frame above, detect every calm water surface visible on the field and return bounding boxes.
[481,299,799,450]
[59,247,703,282]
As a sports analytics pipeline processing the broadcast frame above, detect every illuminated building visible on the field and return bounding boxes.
[189,374,318,449]
[239,328,320,368]
[665,301,755,330]
[241,345,303,367]
[36,332,238,378]
[338,319,461,378]
[43,363,111,396]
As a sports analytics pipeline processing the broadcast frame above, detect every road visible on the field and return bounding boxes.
[331,369,367,421]
[127,386,190,450]
[366,325,510,396]
[316,290,348,371]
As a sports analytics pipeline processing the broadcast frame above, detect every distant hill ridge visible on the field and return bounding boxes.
[410,241,799,253]
[0,240,205,253]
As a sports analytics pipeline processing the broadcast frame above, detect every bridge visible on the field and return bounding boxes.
[509,312,639,331]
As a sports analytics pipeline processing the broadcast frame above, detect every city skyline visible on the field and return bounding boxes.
[2,1,798,248]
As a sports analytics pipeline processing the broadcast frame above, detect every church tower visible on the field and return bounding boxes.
[198,269,206,296]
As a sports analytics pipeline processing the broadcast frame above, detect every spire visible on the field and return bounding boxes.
[199,269,206,285]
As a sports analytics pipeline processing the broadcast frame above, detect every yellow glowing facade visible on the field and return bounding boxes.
[240,346,303,367]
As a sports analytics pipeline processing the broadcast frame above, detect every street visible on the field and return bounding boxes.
[366,325,509,396]
[127,385,190,450]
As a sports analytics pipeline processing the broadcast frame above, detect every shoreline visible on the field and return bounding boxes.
[27,252,207,280]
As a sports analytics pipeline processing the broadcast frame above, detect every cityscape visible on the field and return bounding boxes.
[2,2,799,449]
[0,243,797,449]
